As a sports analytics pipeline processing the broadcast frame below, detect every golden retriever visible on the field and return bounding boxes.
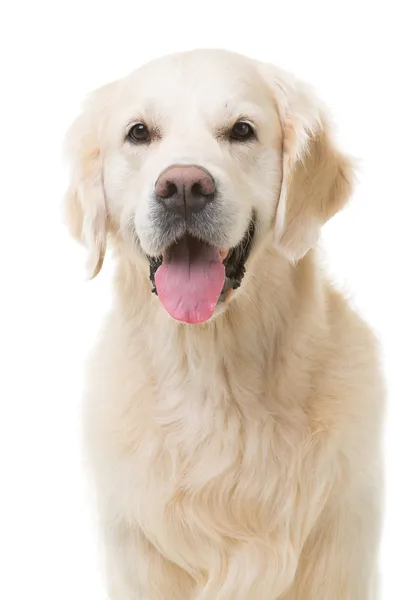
[64,49,385,599]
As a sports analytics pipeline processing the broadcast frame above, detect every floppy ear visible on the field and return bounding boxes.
[63,81,117,278]
[265,66,355,262]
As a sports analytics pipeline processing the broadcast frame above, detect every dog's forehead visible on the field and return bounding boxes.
[117,50,273,121]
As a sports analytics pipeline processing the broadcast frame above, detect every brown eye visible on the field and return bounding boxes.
[127,123,150,143]
[230,121,255,141]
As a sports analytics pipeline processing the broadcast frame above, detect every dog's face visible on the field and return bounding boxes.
[65,50,354,324]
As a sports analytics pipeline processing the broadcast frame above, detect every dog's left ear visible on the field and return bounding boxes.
[63,81,118,279]
[261,65,356,262]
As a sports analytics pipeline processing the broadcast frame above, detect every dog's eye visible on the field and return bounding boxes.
[127,123,150,143]
[230,121,255,142]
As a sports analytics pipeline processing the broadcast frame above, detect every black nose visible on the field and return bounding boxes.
[155,165,216,216]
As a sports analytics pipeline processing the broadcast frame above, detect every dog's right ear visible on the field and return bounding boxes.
[63,81,118,279]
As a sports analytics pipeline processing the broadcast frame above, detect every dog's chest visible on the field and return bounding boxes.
[96,355,307,573]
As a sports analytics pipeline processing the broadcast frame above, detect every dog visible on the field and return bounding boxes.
[64,49,385,599]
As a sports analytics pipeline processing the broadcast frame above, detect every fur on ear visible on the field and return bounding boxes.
[63,81,117,279]
[263,65,355,262]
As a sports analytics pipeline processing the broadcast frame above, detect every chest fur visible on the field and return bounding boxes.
[87,343,313,574]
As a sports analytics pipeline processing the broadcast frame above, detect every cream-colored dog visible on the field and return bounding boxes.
[64,49,385,599]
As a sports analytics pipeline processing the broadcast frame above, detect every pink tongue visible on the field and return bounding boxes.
[154,236,225,324]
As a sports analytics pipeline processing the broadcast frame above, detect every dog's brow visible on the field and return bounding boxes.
[221,101,264,122]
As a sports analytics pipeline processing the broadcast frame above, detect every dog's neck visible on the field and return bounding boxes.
[113,246,326,377]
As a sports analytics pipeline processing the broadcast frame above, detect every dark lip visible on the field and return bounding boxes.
[148,214,256,299]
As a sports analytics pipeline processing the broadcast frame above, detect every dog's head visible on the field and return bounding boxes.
[64,49,354,324]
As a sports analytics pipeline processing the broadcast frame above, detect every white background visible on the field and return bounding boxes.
[1,1,399,598]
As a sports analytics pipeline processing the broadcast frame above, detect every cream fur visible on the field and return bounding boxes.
[64,49,385,599]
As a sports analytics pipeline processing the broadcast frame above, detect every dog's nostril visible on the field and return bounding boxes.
[163,181,178,199]
[191,182,203,198]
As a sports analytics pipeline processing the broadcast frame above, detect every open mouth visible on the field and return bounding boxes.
[148,217,256,324]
